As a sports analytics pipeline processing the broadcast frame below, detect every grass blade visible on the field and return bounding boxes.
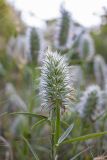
[22,136,39,160]
[70,146,93,160]
[58,123,74,144]
[60,131,107,145]
[0,112,7,117]
[31,118,47,130]
[10,112,47,119]
[61,120,69,127]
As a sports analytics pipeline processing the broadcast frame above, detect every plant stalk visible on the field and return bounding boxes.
[51,104,60,160]
[55,105,60,144]
[51,109,55,160]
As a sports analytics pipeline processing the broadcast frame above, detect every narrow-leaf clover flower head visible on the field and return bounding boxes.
[79,32,95,61]
[7,36,28,68]
[40,50,75,111]
[76,85,103,120]
[54,7,73,50]
[26,27,45,65]
[94,55,107,90]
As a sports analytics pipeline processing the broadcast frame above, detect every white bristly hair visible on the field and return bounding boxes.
[39,50,75,111]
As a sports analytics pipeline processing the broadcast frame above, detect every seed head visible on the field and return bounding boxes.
[54,7,73,50]
[26,27,45,65]
[79,32,95,61]
[94,55,107,90]
[76,85,103,120]
[40,50,75,111]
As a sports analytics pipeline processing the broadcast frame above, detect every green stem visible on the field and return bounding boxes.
[54,105,60,159]
[51,105,60,160]
[51,110,55,160]
[55,106,60,143]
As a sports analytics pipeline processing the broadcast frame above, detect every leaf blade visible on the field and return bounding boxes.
[10,112,47,119]
[58,123,74,144]
[0,112,7,117]
[22,136,39,160]
[31,118,47,130]
[61,131,107,145]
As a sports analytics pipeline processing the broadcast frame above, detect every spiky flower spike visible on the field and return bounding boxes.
[40,50,75,111]
[54,6,73,50]
[26,27,44,65]
[7,36,28,69]
[79,32,95,62]
[94,55,107,90]
[76,85,103,121]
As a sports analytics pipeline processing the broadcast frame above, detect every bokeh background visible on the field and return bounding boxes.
[0,0,107,159]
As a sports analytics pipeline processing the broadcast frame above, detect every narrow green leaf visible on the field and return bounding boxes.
[58,123,74,144]
[35,145,50,153]
[10,112,47,119]
[70,146,93,160]
[22,136,39,160]
[61,120,69,127]
[31,118,47,130]
[0,112,7,117]
[97,110,107,121]
[60,131,107,145]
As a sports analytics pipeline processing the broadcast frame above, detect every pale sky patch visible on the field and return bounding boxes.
[8,0,107,28]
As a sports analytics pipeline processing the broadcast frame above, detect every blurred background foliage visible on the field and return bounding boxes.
[0,0,107,159]
[91,7,107,62]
